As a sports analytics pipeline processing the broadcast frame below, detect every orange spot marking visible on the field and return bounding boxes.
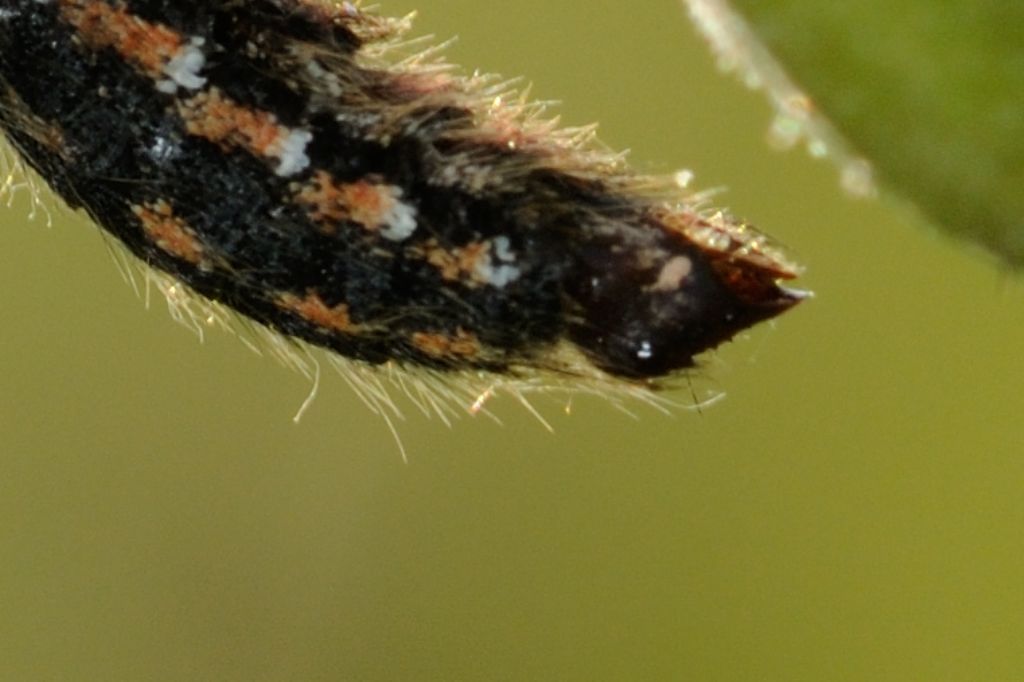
[410,239,491,286]
[132,199,206,265]
[178,88,287,161]
[60,0,184,76]
[276,292,360,334]
[294,171,398,233]
[411,328,481,359]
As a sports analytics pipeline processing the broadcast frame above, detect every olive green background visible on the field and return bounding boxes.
[1,1,1022,679]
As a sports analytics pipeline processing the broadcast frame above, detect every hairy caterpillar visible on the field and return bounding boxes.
[0,0,804,431]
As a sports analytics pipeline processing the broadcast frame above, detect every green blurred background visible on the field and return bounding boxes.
[1,1,1022,679]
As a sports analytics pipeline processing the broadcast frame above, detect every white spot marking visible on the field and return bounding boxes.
[274,129,313,176]
[651,255,693,292]
[147,135,180,164]
[379,189,418,241]
[159,37,207,92]
[474,238,521,288]
[492,235,517,263]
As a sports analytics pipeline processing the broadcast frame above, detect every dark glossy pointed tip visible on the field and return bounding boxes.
[729,283,809,332]
[774,285,813,308]
[730,279,810,317]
